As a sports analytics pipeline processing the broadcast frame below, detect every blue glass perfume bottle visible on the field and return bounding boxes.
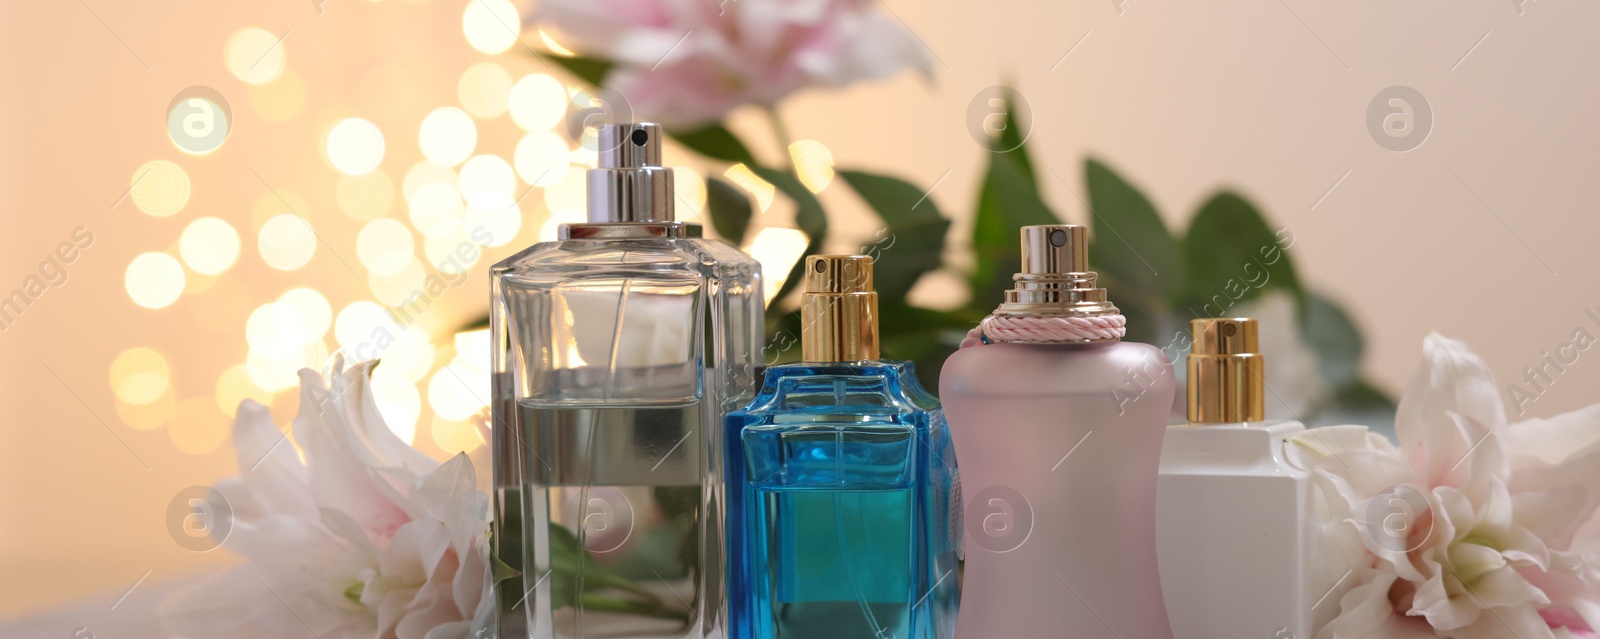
[725,255,960,639]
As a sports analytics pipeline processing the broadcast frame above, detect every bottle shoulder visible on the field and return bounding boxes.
[731,360,941,423]
[1160,420,1310,477]
[941,341,1174,396]
[491,237,759,282]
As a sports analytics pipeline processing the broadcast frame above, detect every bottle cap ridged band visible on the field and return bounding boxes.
[986,224,1122,343]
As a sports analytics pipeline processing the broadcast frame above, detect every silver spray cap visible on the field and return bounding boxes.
[993,224,1119,321]
[586,123,674,224]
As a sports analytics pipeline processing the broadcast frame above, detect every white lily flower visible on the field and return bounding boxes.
[157,358,493,639]
[1290,333,1600,639]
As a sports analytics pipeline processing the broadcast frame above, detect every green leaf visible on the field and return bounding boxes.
[1179,191,1302,316]
[546,525,655,607]
[838,170,952,301]
[539,54,612,87]
[668,124,758,165]
[705,176,753,245]
[752,166,827,305]
[1084,158,1184,307]
[968,154,1059,309]
[1302,292,1362,388]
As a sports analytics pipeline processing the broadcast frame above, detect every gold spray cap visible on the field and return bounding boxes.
[1187,318,1265,423]
[801,255,879,362]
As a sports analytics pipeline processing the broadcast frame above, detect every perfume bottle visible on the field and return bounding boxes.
[490,123,763,639]
[725,255,960,639]
[1156,318,1311,639]
[940,225,1176,639]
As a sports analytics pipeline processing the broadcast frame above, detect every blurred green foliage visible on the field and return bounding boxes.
[510,58,1396,429]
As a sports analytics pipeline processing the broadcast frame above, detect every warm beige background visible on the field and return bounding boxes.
[3,0,1597,622]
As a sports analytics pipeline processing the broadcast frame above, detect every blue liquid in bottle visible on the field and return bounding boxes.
[726,360,959,639]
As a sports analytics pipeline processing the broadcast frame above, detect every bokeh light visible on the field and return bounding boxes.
[428,361,487,420]
[455,330,490,370]
[277,288,332,342]
[462,0,521,55]
[129,160,190,218]
[513,132,570,187]
[543,167,587,217]
[257,215,317,271]
[110,347,170,405]
[247,348,302,393]
[747,227,809,304]
[458,62,513,119]
[537,29,576,56]
[726,164,776,212]
[226,27,287,85]
[431,414,485,454]
[248,69,306,122]
[178,217,241,275]
[419,107,477,168]
[357,218,417,275]
[325,118,386,176]
[336,170,395,221]
[215,363,273,418]
[384,327,436,382]
[116,387,175,431]
[125,252,186,309]
[790,140,836,192]
[457,154,516,208]
[247,302,308,353]
[334,301,399,356]
[508,74,566,132]
[250,189,310,230]
[403,161,457,199]
[170,398,229,455]
[166,86,232,156]
[464,201,521,247]
[424,228,485,272]
[673,165,707,221]
[368,258,426,307]
[371,370,421,443]
[408,182,465,239]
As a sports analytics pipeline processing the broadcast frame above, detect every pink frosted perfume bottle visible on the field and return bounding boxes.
[940,225,1176,639]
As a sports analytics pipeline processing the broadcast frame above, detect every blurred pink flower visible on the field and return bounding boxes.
[1288,334,1600,639]
[158,359,493,639]
[535,0,934,127]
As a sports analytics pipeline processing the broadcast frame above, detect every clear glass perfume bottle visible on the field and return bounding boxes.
[939,225,1176,639]
[490,123,763,639]
[1156,318,1312,639]
[725,255,960,639]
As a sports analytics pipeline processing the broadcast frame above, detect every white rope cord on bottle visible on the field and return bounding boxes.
[959,313,1127,349]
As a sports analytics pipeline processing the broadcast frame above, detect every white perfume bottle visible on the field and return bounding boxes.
[1156,318,1311,639]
